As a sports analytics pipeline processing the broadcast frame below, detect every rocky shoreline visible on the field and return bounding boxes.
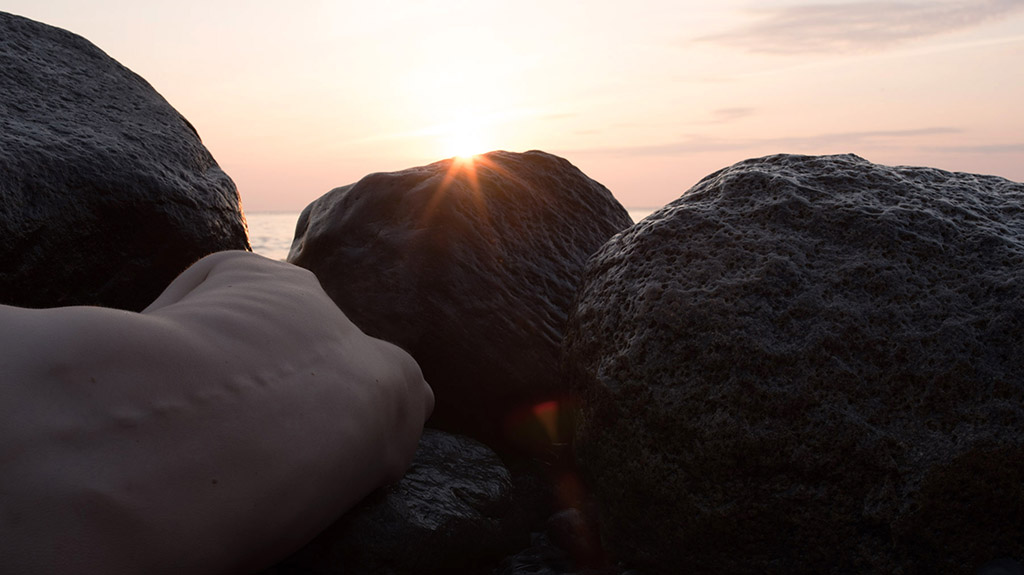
[3,11,1024,575]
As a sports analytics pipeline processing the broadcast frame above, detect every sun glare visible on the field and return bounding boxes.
[439,113,491,160]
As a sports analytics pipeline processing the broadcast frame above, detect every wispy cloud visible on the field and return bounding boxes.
[706,107,758,124]
[926,142,1024,154]
[698,0,1024,54]
[679,107,758,127]
[543,112,578,121]
[568,127,962,158]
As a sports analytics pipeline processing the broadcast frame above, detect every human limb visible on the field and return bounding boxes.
[0,251,433,574]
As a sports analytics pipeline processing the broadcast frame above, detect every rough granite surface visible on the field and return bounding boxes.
[564,154,1024,574]
[0,11,248,311]
[288,150,632,443]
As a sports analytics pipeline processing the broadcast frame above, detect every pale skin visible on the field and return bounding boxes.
[0,251,434,574]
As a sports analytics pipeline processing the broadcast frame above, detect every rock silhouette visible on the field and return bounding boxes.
[289,150,632,444]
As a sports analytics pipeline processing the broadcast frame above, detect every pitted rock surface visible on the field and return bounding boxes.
[564,154,1024,574]
[288,150,632,442]
[0,12,248,311]
[265,429,526,574]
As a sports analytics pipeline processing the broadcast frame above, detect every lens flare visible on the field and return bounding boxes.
[502,396,579,458]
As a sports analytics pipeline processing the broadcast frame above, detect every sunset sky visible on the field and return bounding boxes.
[6,0,1024,211]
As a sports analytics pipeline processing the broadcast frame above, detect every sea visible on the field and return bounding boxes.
[247,208,660,262]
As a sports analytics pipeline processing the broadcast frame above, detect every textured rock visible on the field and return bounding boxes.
[264,429,527,574]
[493,534,575,575]
[493,528,623,575]
[288,150,631,442]
[0,12,248,311]
[544,508,605,568]
[564,154,1024,574]
[978,558,1024,575]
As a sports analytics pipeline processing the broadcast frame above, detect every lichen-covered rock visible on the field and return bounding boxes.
[564,154,1024,574]
[0,11,248,311]
[288,151,632,442]
[264,429,527,574]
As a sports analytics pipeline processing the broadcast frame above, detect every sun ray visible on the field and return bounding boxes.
[419,153,497,232]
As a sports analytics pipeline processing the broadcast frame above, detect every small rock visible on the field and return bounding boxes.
[545,508,605,568]
[493,533,574,575]
[267,429,528,574]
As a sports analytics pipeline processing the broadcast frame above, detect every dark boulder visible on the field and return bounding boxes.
[564,154,1024,574]
[288,150,631,443]
[264,429,528,574]
[0,11,248,311]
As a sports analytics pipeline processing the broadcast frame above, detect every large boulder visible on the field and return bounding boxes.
[0,12,248,311]
[564,154,1024,574]
[288,150,632,443]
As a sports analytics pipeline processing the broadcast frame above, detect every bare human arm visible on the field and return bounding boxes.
[0,250,434,574]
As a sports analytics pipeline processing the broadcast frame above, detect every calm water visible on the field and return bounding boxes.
[246,207,661,261]
[247,212,301,261]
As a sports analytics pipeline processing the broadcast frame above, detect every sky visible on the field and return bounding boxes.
[5,0,1024,211]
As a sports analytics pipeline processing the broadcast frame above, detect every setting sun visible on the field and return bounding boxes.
[9,0,1022,213]
[439,113,491,160]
